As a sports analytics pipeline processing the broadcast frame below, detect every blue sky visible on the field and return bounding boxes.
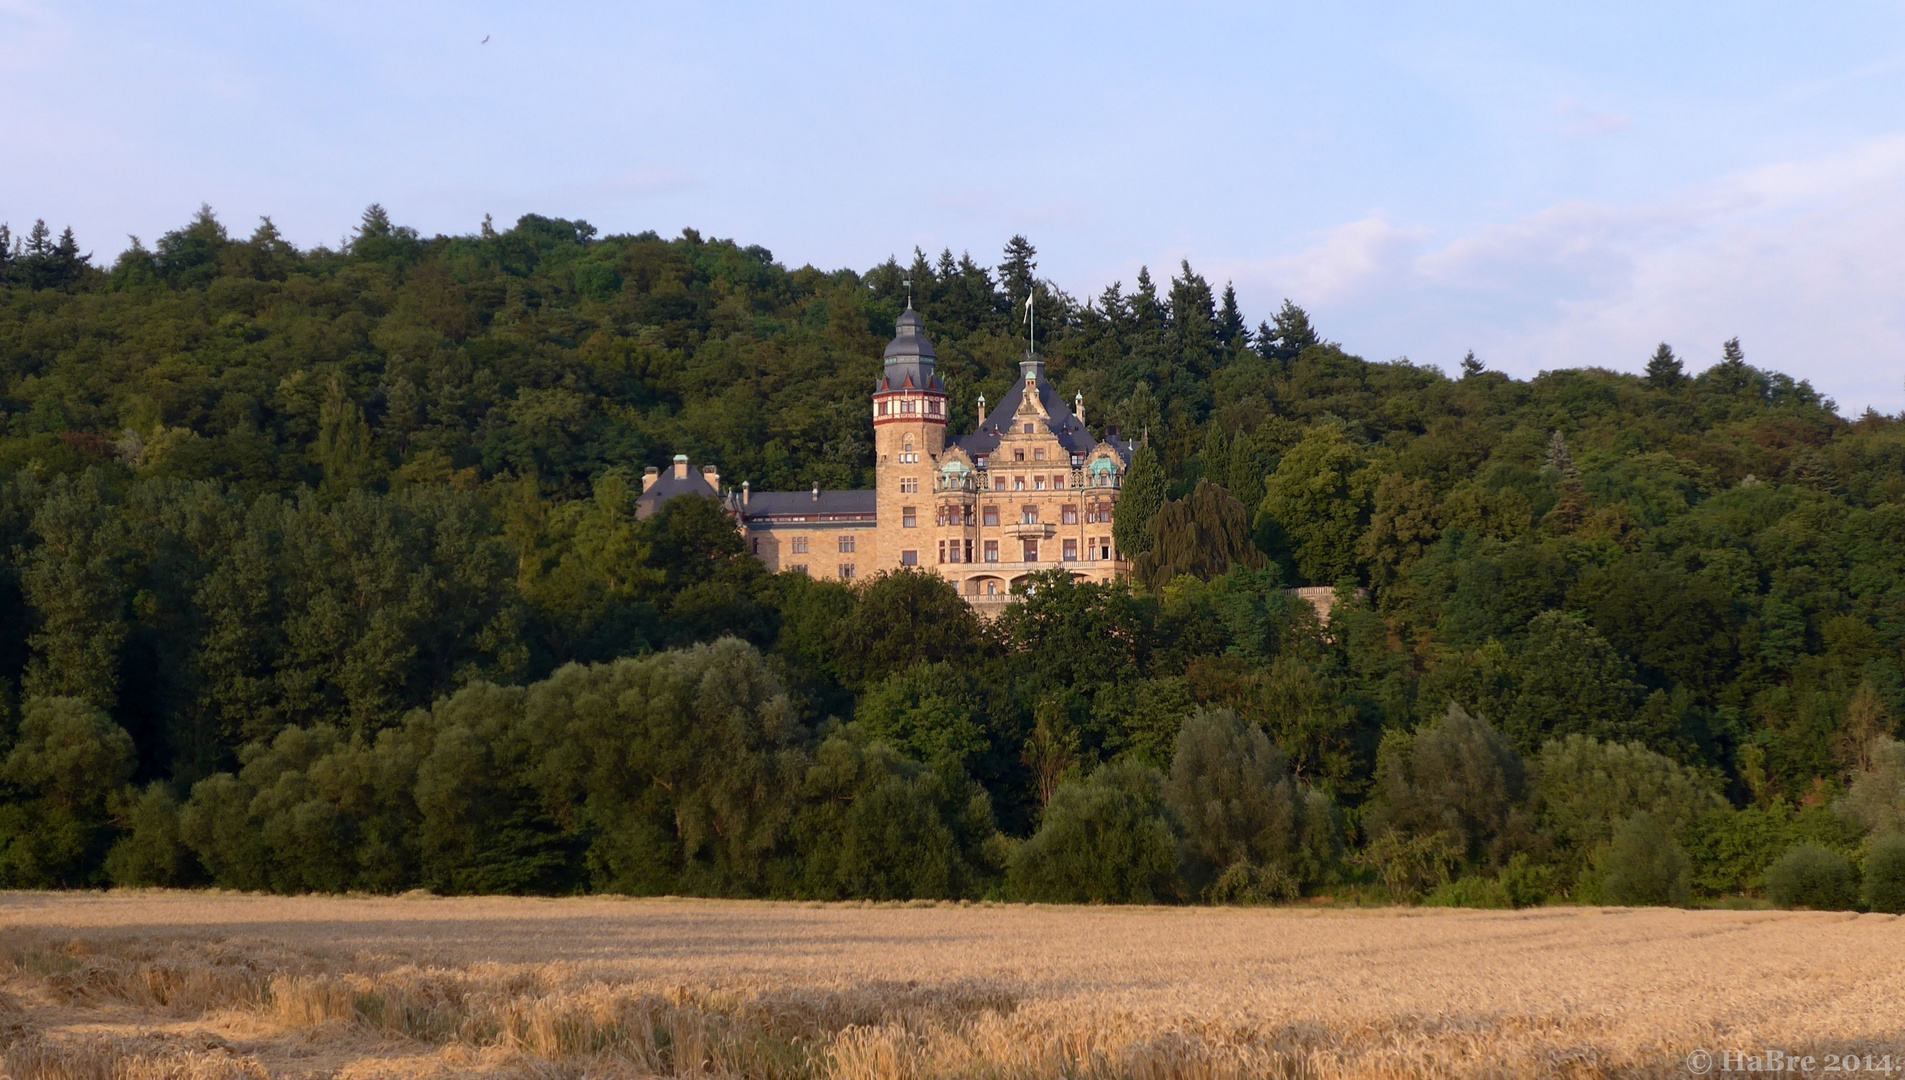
[7,1,1905,411]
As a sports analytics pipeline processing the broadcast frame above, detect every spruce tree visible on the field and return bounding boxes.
[999,235,1038,308]
[1217,283,1247,347]
[1113,443,1166,559]
[1460,350,1484,378]
[1264,300,1319,362]
[1644,342,1683,388]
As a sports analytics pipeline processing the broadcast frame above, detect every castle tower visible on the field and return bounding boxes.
[872,302,948,573]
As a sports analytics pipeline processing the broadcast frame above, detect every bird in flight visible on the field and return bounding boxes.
[481,35,490,44]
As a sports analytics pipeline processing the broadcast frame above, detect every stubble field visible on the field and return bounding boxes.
[0,892,1899,1079]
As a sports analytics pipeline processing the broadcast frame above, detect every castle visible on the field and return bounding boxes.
[638,305,1137,611]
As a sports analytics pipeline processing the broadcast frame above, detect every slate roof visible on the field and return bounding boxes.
[874,303,945,395]
[740,489,877,521]
[634,469,720,516]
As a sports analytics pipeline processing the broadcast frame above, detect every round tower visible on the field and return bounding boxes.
[873,302,947,572]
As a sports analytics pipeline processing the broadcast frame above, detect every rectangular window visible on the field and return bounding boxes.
[1033,447,1045,460]
[928,399,941,415]
[901,550,918,566]
[839,535,856,553]
[1034,476,1046,490]
[1014,449,1025,462]
[994,477,1006,491]
[901,400,915,414]
[1021,506,1039,524]
[984,540,999,563]
[1023,538,1039,562]
[937,541,946,564]
[1013,476,1025,491]
[963,539,973,563]
[1062,505,1078,524]
[877,401,889,416]
[902,506,916,528]
[790,564,808,575]
[900,477,918,493]
[983,506,999,527]
[839,564,856,580]
[1063,539,1078,561]
[1054,475,1066,489]
[750,537,759,554]
[791,537,810,554]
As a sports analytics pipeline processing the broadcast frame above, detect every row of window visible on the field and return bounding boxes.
[938,537,1114,564]
[788,535,858,554]
[933,504,1112,527]
[940,472,1122,492]
[876,398,943,417]
[785,564,858,580]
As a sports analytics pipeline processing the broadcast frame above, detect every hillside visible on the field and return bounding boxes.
[1,206,1903,903]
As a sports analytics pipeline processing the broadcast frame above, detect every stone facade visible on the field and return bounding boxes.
[642,306,1136,610]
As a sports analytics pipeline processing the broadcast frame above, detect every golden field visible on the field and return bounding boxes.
[0,893,1899,1079]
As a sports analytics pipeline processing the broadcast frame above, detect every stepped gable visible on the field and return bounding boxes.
[956,355,1135,461]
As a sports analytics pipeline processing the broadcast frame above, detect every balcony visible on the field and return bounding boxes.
[1004,522,1053,540]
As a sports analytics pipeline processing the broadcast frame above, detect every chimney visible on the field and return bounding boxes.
[1074,392,1086,425]
[673,454,689,479]
[742,480,750,507]
[811,483,820,502]
[642,466,660,492]
[975,394,986,433]
[702,464,719,492]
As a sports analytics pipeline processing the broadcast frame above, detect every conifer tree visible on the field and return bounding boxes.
[1217,283,1247,348]
[1644,342,1684,388]
[999,235,1038,308]
[1262,300,1319,362]
[1460,350,1484,378]
[1113,443,1166,559]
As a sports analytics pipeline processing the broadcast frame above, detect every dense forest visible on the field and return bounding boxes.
[2,206,1904,909]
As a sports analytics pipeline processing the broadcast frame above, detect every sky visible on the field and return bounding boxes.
[6,1,1905,412]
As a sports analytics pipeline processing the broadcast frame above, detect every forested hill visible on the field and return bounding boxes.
[2,206,1903,904]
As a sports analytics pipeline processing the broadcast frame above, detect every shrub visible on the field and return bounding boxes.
[104,783,200,887]
[1598,812,1690,907]
[1363,703,1526,863]
[1424,875,1514,909]
[1765,844,1859,910]
[1862,834,1905,915]
[1163,707,1302,895]
[1838,737,1905,835]
[1535,734,1723,890]
[1009,759,1181,904]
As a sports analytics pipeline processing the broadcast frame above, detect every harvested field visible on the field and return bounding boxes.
[0,892,1899,1078]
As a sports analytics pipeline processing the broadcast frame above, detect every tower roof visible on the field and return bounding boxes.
[875,301,944,394]
[882,302,937,362]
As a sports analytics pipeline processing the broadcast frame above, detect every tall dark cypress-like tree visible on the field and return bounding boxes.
[1113,443,1166,560]
[1644,343,1684,389]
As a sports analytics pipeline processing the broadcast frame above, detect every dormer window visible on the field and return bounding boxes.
[1023,423,1034,435]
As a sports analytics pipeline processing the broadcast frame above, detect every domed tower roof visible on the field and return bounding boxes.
[883,302,937,362]
[875,301,944,394]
